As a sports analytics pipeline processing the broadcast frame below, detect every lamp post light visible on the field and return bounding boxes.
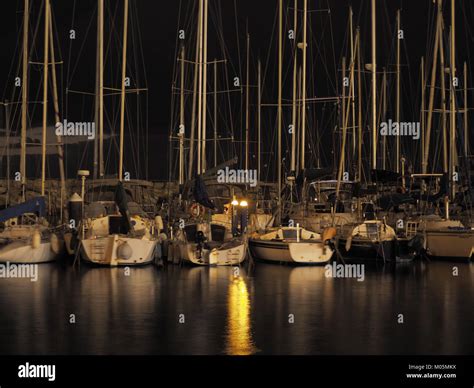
[240,200,248,234]
[231,197,239,236]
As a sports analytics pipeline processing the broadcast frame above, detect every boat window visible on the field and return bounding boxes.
[211,224,226,242]
[109,215,127,234]
[184,224,198,242]
[365,223,379,239]
[282,229,297,239]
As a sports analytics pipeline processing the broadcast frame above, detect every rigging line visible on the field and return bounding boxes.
[2,6,22,103]
[327,0,338,96]
[67,7,96,91]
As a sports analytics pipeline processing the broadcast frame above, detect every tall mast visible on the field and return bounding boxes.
[201,0,208,173]
[423,0,442,173]
[277,0,283,224]
[179,45,185,186]
[449,0,456,199]
[464,61,469,157]
[342,56,346,173]
[336,37,357,206]
[48,1,67,221]
[213,57,218,167]
[98,0,104,177]
[5,101,11,207]
[41,0,51,196]
[290,0,298,173]
[300,0,307,170]
[371,0,377,170]
[421,57,425,170]
[382,68,387,170]
[439,17,448,173]
[396,10,401,173]
[257,59,261,189]
[20,0,29,201]
[356,28,362,181]
[188,0,202,180]
[245,32,250,171]
[118,0,129,182]
[196,0,203,175]
[349,7,356,159]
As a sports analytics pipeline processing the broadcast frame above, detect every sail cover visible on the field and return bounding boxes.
[193,175,216,210]
[114,181,133,233]
[0,197,46,222]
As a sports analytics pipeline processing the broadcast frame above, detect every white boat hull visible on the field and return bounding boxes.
[424,230,474,260]
[0,241,59,263]
[80,235,156,266]
[168,240,246,266]
[249,239,333,264]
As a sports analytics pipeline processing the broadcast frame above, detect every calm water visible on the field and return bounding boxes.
[0,260,473,355]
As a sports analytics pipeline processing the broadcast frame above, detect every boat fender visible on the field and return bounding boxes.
[50,233,61,254]
[322,227,337,244]
[154,216,164,232]
[117,242,133,259]
[345,235,353,252]
[31,231,41,249]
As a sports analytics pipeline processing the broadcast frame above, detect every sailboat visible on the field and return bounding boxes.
[0,0,65,264]
[248,0,336,265]
[166,0,247,266]
[414,0,474,262]
[77,0,159,266]
[249,225,334,264]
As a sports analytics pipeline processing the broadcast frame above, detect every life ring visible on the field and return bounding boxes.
[189,203,205,218]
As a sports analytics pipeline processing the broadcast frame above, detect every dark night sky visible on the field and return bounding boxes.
[0,0,473,181]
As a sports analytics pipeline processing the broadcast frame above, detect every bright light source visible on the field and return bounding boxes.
[240,200,248,207]
[231,199,239,206]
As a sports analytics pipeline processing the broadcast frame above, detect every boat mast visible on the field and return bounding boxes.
[5,100,11,207]
[118,0,129,182]
[423,0,442,173]
[245,32,250,171]
[335,38,357,209]
[277,0,282,224]
[196,0,203,175]
[300,0,307,171]
[396,10,401,173]
[41,0,51,197]
[213,57,217,167]
[257,59,261,190]
[188,0,202,180]
[20,0,29,201]
[371,0,377,170]
[48,1,68,221]
[342,56,346,173]
[201,0,208,173]
[179,45,185,186]
[356,27,362,181]
[98,0,104,177]
[464,61,469,158]
[449,0,456,199]
[382,68,387,170]
[349,7,356,160]
[290,0,298,174]
[421,57,425,170]
[439,17,448,174]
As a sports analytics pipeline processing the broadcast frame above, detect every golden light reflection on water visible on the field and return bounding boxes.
[224,275,257,355]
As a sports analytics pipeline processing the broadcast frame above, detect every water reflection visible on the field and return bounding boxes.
[0,261,472,354]
[225,273,257,355]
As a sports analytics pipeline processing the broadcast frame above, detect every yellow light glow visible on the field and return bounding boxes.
[239,200,248,207]
[231,199,239,206]
[225,276,257,355]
